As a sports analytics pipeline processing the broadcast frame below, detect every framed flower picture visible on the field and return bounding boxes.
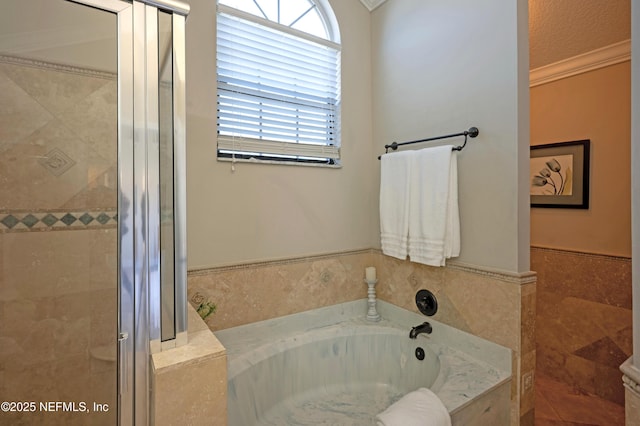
[530,140,590,209]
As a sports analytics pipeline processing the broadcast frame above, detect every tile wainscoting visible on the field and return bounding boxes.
[187,250,536,426]
[374,254,536,426]
[187,249,377,331]
[532,245,632,406]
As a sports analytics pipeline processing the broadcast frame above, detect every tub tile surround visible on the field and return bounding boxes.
[532,246,632,406]
[151,305,227,425]
[190,249,536,426]
[215,300,511,426]
[188,249,376,331]
[374,253,537,425]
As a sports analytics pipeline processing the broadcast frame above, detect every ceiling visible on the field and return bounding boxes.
[529,0,631,69]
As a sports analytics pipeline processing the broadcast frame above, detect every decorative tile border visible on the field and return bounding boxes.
[0,54,115,80]
[620,357,640,395]
[0,210,117,233]
[531,245,631,262]
[188,248,374,275]
[446,261,538,285]
[188,248,537,286]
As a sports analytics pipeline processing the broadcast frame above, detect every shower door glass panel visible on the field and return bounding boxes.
[0,1,118,425]
[158,10,176,342]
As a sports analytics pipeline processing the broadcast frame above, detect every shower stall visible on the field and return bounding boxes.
[0,0,188,424]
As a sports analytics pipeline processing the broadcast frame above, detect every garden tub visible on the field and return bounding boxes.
[215,300,511,426]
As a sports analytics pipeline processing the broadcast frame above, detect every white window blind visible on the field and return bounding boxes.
[216,8,341,165]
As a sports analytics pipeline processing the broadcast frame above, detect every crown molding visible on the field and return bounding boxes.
[359,0,387,12]
[530,39,631,87]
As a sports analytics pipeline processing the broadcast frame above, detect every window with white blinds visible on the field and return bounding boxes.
[216,3,341,166]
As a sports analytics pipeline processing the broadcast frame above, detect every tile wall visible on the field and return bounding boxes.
[151,306,227,425]
[532,246,632,406]
[374,254,536,426]
[0,53,236,425]
[188,249,376,331]
[188,249,536,426]
[0,55,118,425]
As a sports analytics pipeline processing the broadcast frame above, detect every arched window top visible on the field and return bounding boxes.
[219,0,339,42]
[216,0,341,166]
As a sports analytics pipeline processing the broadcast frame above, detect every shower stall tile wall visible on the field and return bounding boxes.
[0,55,117,426]
[0,211,117,232]
[0,60,117,213]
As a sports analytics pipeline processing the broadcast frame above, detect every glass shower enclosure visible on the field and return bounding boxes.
[0,0,188,424]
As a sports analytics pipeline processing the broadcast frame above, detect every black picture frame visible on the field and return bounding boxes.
[530,140,590,209]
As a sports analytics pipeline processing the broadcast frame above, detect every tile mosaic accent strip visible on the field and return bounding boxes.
[0,210,117,233]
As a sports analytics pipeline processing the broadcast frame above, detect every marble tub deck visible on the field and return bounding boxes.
[215,300,512,425]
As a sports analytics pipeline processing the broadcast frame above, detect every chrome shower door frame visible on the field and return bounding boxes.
[66,1,188,424]
[146,2,188,353]
[66,0,137,423]
[61,3,136,425]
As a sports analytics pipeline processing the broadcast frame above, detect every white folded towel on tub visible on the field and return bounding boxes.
[376,387,451,426]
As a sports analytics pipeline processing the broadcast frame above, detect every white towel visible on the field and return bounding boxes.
[379,150,413,260]
[408,146,460,266]
[444,152,460,260]
[376,388,451,426]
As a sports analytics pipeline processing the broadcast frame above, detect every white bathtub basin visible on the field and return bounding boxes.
[216,300,511,426]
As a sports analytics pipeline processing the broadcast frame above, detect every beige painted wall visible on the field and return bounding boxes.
[185,0,375,269]
[186,0,531,274]
[530,62,632,257]
[371,0,531,274]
